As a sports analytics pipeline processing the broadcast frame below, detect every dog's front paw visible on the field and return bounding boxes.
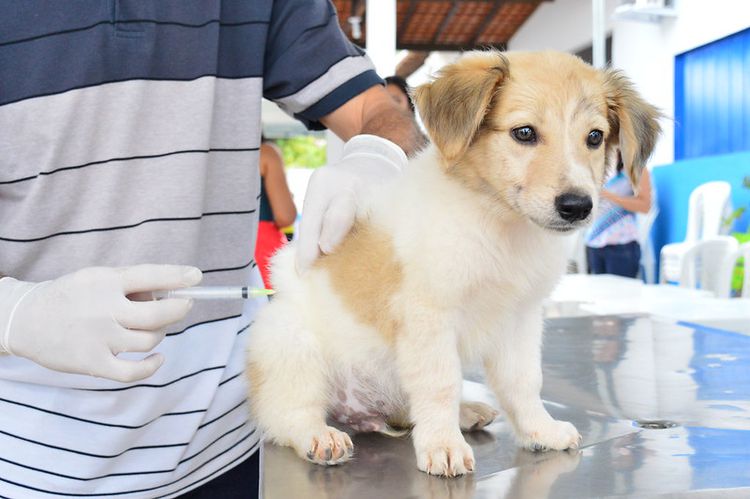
[415,434,475,477]
[517,419,581,451]
[295,426,354,466]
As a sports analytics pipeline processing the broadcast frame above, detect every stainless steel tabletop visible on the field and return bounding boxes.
[262,314,750,498]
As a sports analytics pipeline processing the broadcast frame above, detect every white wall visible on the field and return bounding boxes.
[508,0,750,167]
[612,0,750,165]
[508,0,619,54]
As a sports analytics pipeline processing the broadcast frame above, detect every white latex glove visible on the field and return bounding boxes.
[296,134,407,272]
[0,264,202,382]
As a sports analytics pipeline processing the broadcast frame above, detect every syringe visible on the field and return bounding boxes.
[152,286,275,300]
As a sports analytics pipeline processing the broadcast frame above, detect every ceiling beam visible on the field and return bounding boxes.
[398,0,419,40]
[431,0,460,45]
[470,0,507,47]
[399,42,506,52]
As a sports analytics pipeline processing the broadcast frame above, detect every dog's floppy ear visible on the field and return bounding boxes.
[603,69,662,189]
[413,51,509,164]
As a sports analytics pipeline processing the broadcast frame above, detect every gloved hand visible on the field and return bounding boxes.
[0,264,202,382]
[295,134,407,272]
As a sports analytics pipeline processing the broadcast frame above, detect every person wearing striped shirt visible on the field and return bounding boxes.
[585,156,653,278]
[0,1,423,497]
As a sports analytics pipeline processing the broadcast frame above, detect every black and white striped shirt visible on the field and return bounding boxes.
[0,1,380,497]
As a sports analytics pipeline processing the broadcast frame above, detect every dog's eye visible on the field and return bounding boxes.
[587,129,604,148]
[512,126,537,144]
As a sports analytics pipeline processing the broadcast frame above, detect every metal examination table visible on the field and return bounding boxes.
[263,314,750,498]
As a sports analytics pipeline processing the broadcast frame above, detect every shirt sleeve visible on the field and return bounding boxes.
[263,0,383,130]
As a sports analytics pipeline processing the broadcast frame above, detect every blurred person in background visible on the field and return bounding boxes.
[256,137,297,289]
[585,153,653,278]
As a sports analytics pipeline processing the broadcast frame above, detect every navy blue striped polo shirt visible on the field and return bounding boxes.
[0,1,381,497]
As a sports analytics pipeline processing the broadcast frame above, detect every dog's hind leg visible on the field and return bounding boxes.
[459,401,499,431]
[246,301,353,466]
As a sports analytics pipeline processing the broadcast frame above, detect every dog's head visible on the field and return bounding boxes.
[413,51,661,232]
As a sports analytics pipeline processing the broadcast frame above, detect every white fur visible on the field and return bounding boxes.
[246,144,583,477]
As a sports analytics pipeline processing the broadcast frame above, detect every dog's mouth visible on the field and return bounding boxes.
[545,225,578,233]
[531,217,590,233]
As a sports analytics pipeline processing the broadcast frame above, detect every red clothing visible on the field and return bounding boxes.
[255,220,287,288]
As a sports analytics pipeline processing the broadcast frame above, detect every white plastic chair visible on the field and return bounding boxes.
[660,181,733,284]
[636,206,659,283]
[678,236,739,296]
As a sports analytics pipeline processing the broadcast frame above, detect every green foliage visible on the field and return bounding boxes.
[724,176,750,295]
[275,136,327,168]
[723,175,750,232]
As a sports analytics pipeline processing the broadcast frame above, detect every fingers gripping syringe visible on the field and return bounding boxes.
[152,286,275,300]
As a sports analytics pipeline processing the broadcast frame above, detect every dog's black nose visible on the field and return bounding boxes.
[555,193,593,222]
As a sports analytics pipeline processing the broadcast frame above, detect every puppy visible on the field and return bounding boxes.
[246,51,661,477]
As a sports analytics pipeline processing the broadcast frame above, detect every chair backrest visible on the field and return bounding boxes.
[636,206,659,283]
[680,236,740,296]
[636,206,659,249]
[684,181,732,242]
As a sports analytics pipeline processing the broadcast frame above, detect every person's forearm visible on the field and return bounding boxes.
[359,102,427,157]
[321,85,427,158]
[606,193,650,213]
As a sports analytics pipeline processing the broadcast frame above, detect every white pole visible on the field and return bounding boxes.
[328,1,396,165]
[592,0,606,68]
[366,0,397,76]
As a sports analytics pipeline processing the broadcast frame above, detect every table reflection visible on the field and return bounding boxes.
[263,316,750,498]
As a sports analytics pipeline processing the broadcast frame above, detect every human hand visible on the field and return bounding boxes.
[295,134,407,272]
[600,190,616,202]
[0,264,202,382]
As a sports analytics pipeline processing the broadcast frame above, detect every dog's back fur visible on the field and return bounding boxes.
[247,50,661,477]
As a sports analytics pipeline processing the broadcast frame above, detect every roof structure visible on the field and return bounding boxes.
[332,0,550,52]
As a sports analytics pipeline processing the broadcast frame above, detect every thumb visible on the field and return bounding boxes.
[318,196,357,255]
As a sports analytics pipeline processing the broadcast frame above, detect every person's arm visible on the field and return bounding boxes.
[320,85,426,157]
[294,84,426,271]
[602,169,652,213]
[260,143,297,228]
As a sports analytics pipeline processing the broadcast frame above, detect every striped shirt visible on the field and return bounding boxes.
[585,171,639,248]
[0,2,380,497]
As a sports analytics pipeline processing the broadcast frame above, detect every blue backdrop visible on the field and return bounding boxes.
[675,27,750,160]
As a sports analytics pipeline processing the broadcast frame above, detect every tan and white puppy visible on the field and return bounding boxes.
[246,51,660,477]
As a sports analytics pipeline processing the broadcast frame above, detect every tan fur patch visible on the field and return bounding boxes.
[317,222,403,343]
[414,51,661,227]
[602,69,662,188]
[437,53,610,211]
[413,51,508,165]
